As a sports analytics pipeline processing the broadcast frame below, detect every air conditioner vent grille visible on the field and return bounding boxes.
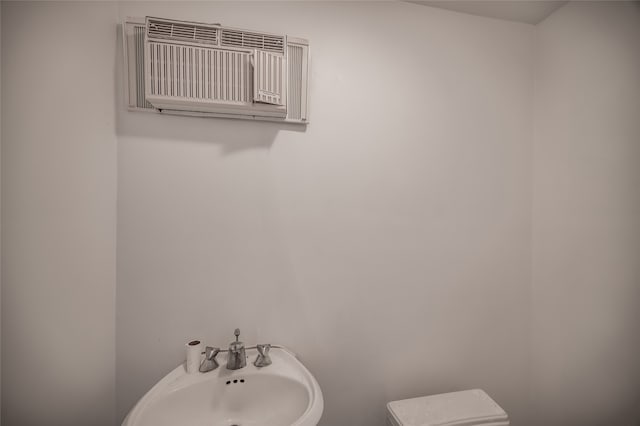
[147,18,219,45]
[221,29,284,54]
[147,41,252,104]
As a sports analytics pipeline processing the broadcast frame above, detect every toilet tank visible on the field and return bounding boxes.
[386,389,509,426]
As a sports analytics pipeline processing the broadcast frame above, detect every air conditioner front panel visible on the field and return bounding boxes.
[124,17,308,123]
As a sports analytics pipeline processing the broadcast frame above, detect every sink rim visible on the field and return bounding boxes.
[122,346,323,426]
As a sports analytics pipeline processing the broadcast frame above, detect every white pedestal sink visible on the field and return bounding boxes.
[122,346,323,426]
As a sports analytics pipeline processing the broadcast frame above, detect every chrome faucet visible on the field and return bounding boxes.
[226,328,247,370]
[196,329,273,373]
[199,346,220,373]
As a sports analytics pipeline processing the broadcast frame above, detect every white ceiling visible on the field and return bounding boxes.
[407,1,568,25]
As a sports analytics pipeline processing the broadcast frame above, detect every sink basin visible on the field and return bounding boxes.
[122,346,323,426]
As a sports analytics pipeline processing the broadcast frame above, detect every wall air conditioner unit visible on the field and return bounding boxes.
[122,17,310,123]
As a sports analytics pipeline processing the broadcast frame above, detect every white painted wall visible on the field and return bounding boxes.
[532,2,640,425]
[0,3,3,421]
[115,2,534,425]
[1,3,117,425]
[15,3,640,426]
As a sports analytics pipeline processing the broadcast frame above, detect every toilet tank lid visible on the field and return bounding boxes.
[387,389,508,426]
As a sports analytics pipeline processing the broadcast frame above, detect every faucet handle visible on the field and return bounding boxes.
[254,344,272,367]
[205,346,220,359]
[257,344,270,356]
[199,346,220,372]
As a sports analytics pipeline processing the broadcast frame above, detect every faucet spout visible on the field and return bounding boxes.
[226,328,247,370]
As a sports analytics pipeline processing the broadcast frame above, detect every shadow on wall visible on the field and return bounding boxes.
[112,25,306,155]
